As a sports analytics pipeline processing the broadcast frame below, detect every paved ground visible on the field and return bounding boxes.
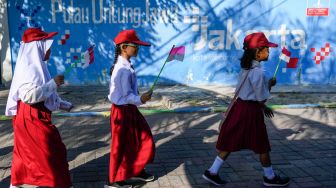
[0,85,336,187]
[1,110,336,188]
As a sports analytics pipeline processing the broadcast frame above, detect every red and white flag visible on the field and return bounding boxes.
[167,46,185,62]
[279,47,291,63]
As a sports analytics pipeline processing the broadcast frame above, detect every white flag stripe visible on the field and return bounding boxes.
[279,53,290,62]
[81,51,92,69]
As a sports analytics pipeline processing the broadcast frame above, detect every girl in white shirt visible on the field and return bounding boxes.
[106,30,155,188]
[6,28,73,188]
[203,32,290,187]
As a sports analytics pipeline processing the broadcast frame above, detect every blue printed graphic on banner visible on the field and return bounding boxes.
[6,0,336,86]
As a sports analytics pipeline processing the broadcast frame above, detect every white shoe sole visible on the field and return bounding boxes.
[202,174,225,186]
[130,176,155,182]
[263,181,290,187]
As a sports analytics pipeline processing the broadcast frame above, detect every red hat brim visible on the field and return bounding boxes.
[267,42,278,48]
[22,28,58,43]
[132,40,151,46]
[45,32,58,40]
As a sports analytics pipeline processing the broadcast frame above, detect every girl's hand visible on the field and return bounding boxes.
[263,106,274,118]
[60,101,73,112]
[54,75,65,86]
[140,90,153,103]
[268,77,276,91]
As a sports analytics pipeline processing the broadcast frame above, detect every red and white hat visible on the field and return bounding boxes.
[114,29,150,46]
[22,28,58,43]
[243,32,278,49]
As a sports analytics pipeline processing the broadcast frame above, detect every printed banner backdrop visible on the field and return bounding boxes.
[7,0,336,86]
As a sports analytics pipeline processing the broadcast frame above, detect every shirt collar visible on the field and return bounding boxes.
[118,55,133,69]
[252,60,261,68]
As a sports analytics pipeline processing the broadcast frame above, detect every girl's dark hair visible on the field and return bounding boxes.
[109,45,121,75]
[240,44,266,70]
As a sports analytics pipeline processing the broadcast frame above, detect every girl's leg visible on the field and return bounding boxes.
[208,151,230,174]
[259,152,275,179]
[218,151,230,160]
[260,152,271,166]
[260,152,290,187]
[202,151,230,186]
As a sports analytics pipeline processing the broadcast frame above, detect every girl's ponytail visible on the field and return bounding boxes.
[110,45,121,75]
[240,42,258,70]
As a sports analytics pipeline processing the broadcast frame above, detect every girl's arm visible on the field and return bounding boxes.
[258,100,274,118]
[58,97,73,112]
[18,79,58,104]
[250,70,274,118]
[119,69,143,106]
[268,77,277,91]
[250,70,270,101]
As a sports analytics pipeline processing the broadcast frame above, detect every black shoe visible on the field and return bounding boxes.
[131,170,155,182]
[263,174,290,187]
[104,181,132,188]
[202,170,226,186]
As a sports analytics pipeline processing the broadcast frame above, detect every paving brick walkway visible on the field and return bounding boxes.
[1,108,336,188]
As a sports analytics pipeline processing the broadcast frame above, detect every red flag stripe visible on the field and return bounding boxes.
[281,47,291,56]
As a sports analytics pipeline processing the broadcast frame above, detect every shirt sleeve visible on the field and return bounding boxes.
[119,69,143,106]
[18,79,58,104]
[249,69,270,101]
[59,97,73,111]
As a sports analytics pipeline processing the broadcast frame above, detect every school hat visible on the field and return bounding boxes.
[243,32,278,49]
[22,28,58,43]
[114,29,150,46]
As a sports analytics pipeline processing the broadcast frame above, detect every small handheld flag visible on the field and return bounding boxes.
[167,46,185,62]
[279,47,291,63]
[274,47,290,77]
[64,45,95,76]
[150,45,185,91]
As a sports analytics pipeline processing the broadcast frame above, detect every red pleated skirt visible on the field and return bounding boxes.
[11,101,72,188]
[216,98,271,154]
[109,104,155,183]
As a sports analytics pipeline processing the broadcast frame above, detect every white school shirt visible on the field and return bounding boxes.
[237,60,270,101]
[108,56,142,106]
[18,79,72,110]
[5,39,71,116]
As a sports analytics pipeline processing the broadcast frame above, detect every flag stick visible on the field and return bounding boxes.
[64,55,82,76]
[273,58,282,78]
[150,45,175,91]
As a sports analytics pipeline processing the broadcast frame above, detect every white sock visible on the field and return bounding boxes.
[208,156,224,174]
[263,166,275,179]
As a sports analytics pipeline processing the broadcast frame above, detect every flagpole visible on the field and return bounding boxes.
[273,58,282,78]
[150,45,175,91]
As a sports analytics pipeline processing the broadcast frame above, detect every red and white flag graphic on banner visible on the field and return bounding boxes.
[280,47,299,73]
[287,58,298,68]
[311,43,331,64]
[82,45,95,69]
